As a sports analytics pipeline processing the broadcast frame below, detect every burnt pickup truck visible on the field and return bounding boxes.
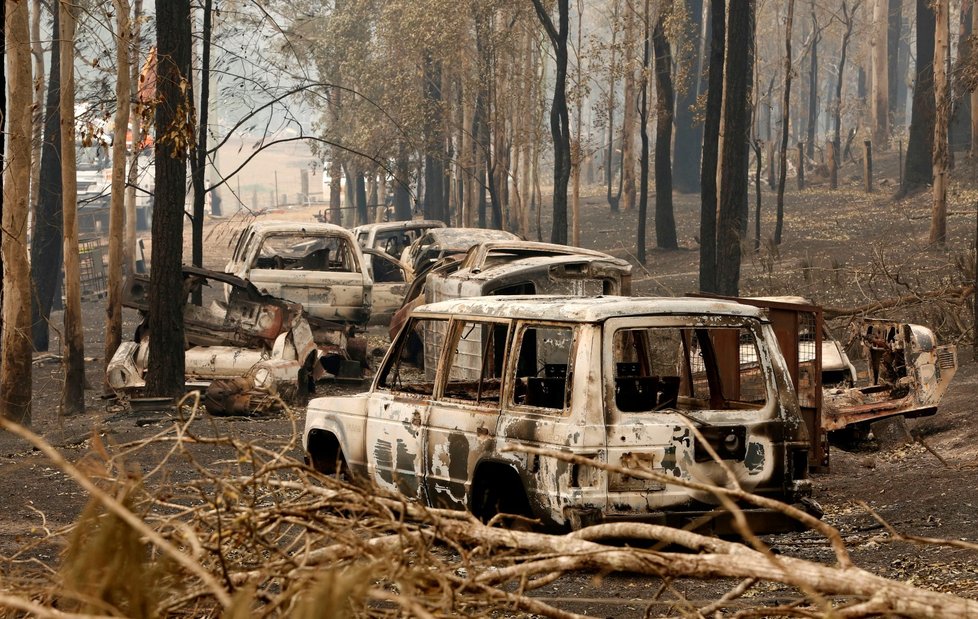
[304,296,815,533]
[225,220,409,327]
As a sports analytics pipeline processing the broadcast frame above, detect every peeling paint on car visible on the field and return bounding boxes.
[745,441,766,473]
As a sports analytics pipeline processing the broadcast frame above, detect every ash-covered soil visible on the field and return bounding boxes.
[3,150,977,614]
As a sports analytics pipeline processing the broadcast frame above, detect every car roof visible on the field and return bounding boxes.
[422,227,520,248]
[354,220,446,235]
[460,240,629,271]
[244,220,354,237]
[443,254,631,283]
[413,295,768,323]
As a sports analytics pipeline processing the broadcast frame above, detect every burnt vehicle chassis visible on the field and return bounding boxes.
[107,266,360,414]
[305,296,816,534]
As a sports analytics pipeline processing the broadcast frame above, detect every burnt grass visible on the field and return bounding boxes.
[3,146,978,614]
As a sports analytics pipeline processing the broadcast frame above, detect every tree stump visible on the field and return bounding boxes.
[871,416,913,450]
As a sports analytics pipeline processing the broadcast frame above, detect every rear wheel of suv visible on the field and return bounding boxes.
[471,464,535,529]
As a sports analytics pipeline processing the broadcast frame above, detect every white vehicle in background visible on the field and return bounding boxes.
[353,220,446,265]
[403,227,521,279]
[225,221,374,325]
[225,220,411,327]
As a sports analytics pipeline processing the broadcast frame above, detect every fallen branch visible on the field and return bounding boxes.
[822,284,974,319]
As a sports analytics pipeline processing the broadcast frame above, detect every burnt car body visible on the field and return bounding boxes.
[106,267,353,411]
[745,297,958,435]
[402,227,520,280]
[822,318,957,431]
[388,241,633,340]
[225,221,374,324]
[304,296,814,533]
[353,219,446,267]
[425,241,633,302]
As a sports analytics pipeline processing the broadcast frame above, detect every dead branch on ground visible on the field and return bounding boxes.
[0,407,977,618]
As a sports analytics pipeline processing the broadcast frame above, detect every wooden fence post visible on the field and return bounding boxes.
[863,140,873,193]
[797,142,805,190]
[827,140,837,189]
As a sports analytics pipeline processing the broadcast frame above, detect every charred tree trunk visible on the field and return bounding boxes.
[189,0,213,299]
[698,0,725,293]
[805,5,819,160]
[2,0,32,424]
[716,0,754,296]
[531,0,571,245]
[637,0,651,265]
[605,0,621,212]
[146,0,191,399]
[833,1,854,161]
[621,7,637,212]
[753,139,762,251]
[673,0,704,193]
[423,52,447,224]
[104,0,132,390]
[872,0,890,146]
[30,1,62,352]
[972,5,978,158]
[902,0,936,194]
[887,0,902,126]
[59,0,85,416]
[775,0,795,245]
[653,13,677,249]
[931,0,948,245]
[355,172,368,226]
[0,0,4,369]
[28,0,41,217]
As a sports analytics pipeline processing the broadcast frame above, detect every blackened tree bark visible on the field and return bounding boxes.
[931,0,948,245]
[887,0,902,127]
[59,0,85,416]
[0,0,5,365]
[673,0,704,193]
[698,0,724,293]
[605,0,621,212]
[3,0,32,424]
[833,0,856,159]
[146,0,191,399]
[775,0,795,245]
[422,52,447,224]
[805,3,819,160]
[393,150,412,221]
[356,171,368,226]
[30,1,62,351]
[716,0,754,296]
[531,0,571,245]
[637,0,651,265]
[105,0,132,386]
[189,0,213,302]
[653,14,678,249]
[902,0,936,195]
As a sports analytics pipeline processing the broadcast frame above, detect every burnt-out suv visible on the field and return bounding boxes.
[304,296,814,532]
